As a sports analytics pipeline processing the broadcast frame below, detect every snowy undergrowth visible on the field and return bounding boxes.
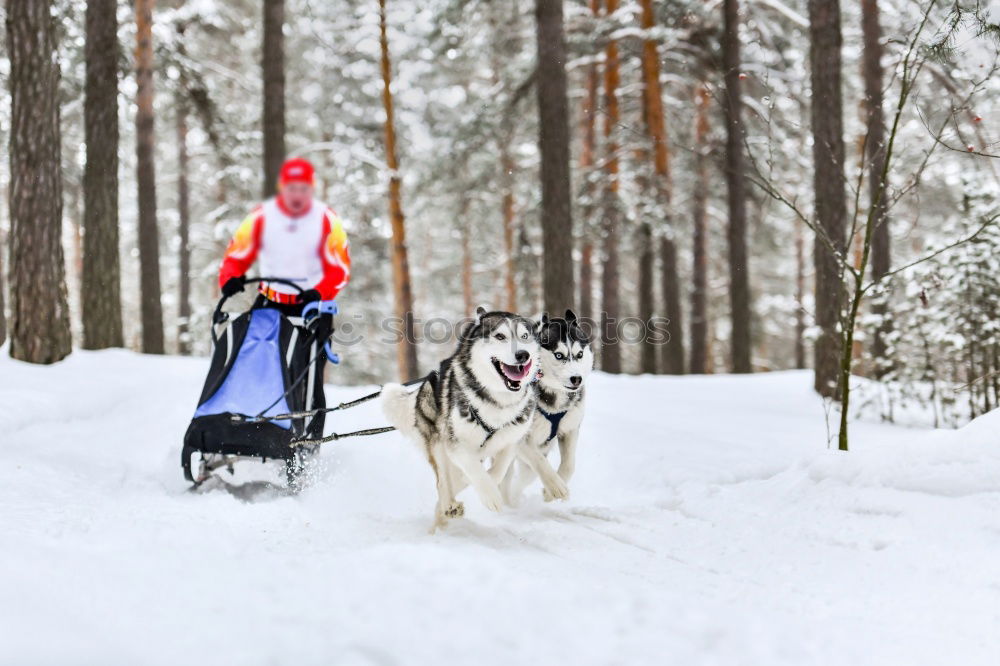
[2,349,999,665]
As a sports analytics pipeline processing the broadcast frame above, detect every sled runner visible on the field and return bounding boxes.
[182,277,339,489]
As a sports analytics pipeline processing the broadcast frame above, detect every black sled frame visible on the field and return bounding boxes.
[182,277,331,490]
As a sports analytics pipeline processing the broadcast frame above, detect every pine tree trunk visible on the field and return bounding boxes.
[0,227,5,346]
[501,144,517,312]
[489,5,519,316]
[517,223,537,313]
[638,0,683,374]
[82,0,124,350]
[535,0,575,315]
[794,220,807,369]
[689,83,710,374]
[69,185,84,295]
[722,0,752,373]
[134,0,164,354]
[6,0,72,363]
[262,0,285,198]
[862,0,891,375]
[176,94,192,355]
[0,174,5,348]
[659,261,684,364]
[638,224,657,373]
[577,5,599,326]
[599,0,621,374]
[461,225,474,316]
[579,241,593,324]
[809,0,847,396]
[659,236,683,370]
[379,0,419,380]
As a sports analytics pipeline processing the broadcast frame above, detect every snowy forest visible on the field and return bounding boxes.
[6,2,1000,662]
[1,0,1000,422]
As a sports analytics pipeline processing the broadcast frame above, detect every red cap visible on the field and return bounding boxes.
[278,157,316,187]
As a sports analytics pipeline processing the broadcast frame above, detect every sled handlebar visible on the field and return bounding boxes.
[211,277,307,346]
[212,275,304,323]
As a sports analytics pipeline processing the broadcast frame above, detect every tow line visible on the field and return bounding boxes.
[228,375,428,447]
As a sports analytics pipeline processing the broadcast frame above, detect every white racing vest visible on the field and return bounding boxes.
[257,198,330,295]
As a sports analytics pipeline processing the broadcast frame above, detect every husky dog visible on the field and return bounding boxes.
[500,309,593,505]
[382,307,541,528]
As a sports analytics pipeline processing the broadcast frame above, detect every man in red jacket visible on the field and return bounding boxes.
[218,157,351,439]
[219,157,351,315]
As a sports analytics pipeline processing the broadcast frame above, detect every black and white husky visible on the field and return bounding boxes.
[381,307,541,528]
[500,310,593,505]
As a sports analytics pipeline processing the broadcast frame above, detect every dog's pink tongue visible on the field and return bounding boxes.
[501,360,532,381]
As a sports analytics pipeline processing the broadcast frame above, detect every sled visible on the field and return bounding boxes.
[181,277,339,490]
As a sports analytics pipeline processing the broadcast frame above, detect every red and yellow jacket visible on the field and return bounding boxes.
[218,197,351,303]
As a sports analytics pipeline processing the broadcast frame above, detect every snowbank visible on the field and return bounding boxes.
[2,350,999,665]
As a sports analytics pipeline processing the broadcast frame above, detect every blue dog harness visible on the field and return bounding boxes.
[539,408,566,442]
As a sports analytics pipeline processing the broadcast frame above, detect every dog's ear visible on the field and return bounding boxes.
[475,306,487,325]
[568,313,591,344]
[535,314,548,336]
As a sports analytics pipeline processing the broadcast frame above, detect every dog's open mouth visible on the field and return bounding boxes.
[491,358,532,391]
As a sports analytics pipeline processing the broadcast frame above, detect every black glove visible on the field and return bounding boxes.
[299,289,321,304]
[222,276,245,298]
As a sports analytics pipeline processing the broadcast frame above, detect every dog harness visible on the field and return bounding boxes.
[538,408,566,442]
[463,401,497,445]
[460,396,535,448]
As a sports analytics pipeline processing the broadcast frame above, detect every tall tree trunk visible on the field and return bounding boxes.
[379,0,419,380]
[658,235,682,369]
[809,0,847,396]
[0,170,5,348]
[501,142,517,312]
[6,0,72,363]
[69,184,84,294]
[579,241,593,324]
[0,174,5,348]
[461,224,474,316]
[638,225,656,373]
[689,83,710,374]
[599,0,622,374]
[134,0,164,354]
[577,3,599,325]
[82,0,124,350]
[535,0,575,315]
[0,226,5,347]
[862,0,891,376]
[638,0,683,375]
[489,3,519,315]
[176,94,192,355]
[517,223,537,312]
[262,0,285,198]
[794,220,807,369]
[722,0,752,373]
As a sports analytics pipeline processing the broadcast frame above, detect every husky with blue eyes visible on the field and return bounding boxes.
[500,309,593,505]
[382,307,541,529]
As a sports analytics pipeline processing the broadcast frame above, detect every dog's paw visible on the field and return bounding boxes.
[543,479,569,502]
[434,501,464,527]
[477,484,505,512]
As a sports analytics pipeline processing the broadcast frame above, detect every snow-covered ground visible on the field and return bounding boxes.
[3,349,1000,665]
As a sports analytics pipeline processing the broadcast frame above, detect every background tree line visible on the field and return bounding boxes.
[0,0,997,428]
